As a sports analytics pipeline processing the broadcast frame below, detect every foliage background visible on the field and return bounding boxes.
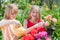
[0,0,60,40]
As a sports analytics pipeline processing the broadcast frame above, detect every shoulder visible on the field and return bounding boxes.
[13,20,22,24]
[11,19,21,25]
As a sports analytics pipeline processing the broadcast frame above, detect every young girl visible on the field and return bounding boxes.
[21,5,51,40]
[0,4,44,40]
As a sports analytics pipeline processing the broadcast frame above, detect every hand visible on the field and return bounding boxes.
[35,22,44,28]
[44,21,49,26]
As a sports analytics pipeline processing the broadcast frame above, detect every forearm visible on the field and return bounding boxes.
[26,22,44,33]
[26,23,39,33]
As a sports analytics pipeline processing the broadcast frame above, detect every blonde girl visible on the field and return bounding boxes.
[21,5,51,40]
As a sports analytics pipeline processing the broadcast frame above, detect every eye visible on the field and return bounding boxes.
[32,11,35,13]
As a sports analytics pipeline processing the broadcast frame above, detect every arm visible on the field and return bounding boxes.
[10,22,44,37]
[26,22,44,33]
[0,20,9,28]
[23,19,28,29]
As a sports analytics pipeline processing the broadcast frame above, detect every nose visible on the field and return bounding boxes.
[34,13,37,16]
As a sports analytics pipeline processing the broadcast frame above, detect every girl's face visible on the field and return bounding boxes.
[10,11,17,19]
[30,9,39,19]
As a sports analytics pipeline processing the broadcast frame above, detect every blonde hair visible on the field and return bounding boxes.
[4,4,18,19]
[28,5,41,20]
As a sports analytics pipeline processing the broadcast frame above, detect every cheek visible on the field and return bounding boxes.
[37,14,39,17]
[37,13,39,16]
[11,15,14,18]
[11,15,16,18]
[30,13,35,17]
[30,13,33,17]
[13,15,16,18]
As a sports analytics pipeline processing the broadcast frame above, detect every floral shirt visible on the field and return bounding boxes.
[0,19,20,40]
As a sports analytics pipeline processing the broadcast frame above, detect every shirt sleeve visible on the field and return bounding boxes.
[0,20,9,28]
